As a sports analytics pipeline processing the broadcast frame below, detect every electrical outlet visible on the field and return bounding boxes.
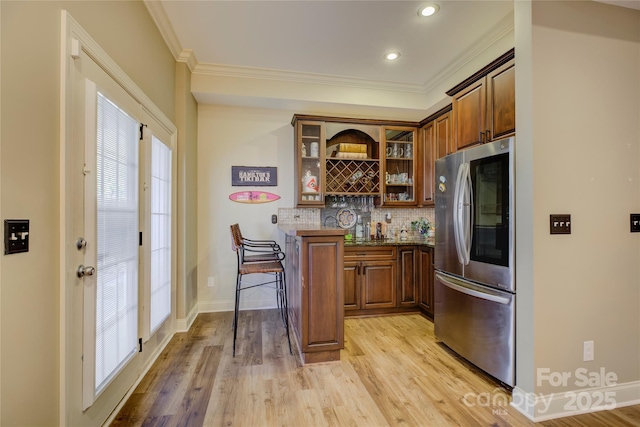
[550,214,571,234]
[207,277,215,288]
[630,214,640,233]
[583,340,594,361]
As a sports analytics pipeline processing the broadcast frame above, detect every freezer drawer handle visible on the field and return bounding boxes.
[436,273,511,305]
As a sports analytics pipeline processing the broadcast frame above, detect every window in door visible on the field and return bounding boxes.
[149,135,172,333]
[94,91,140,394]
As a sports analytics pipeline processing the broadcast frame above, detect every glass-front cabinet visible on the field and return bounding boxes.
[293,116,417,208]
[295,120,325,206]
[382,126,417,206]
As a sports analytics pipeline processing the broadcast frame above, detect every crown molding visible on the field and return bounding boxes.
[177,49,197,72]
[143,0,183,61]
[423,11,514,94]
[193,63,428,94]
[144,1,513,97]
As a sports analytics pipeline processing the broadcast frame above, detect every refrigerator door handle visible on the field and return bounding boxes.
[436,273,512,305]
[463,163,473,264]
[453,163,467,265]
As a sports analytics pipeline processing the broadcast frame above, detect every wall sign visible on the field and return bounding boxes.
[229,191,280,204]
[231,166,277,186]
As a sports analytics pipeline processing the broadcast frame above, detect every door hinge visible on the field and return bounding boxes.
[139,337,143,352]
[139,123,147,141]
[139,231,142,246]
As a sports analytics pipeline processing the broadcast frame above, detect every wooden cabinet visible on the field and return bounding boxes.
[418,247,434,316]
[344,245,432,315]
[448,50,515,151]
[397,246,418,307]
[418,106,451,206]
[294,120,325,206]
[382,126,417,206]
[344,246,397,313]
[486,60,516,142]
[292,115,419,208]
[284,230,346,364]
[435,111,452,160]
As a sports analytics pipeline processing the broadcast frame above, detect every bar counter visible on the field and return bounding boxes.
[278,223,347,364]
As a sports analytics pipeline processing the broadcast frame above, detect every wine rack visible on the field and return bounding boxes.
[325,159,379,194]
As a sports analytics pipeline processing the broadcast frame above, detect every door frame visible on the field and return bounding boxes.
[59,11,177,426]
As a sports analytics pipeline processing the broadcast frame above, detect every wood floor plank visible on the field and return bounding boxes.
[112,310,640,427]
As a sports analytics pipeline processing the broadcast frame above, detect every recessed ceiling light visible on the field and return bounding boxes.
[385,52,401,61]
[418,4,440,17]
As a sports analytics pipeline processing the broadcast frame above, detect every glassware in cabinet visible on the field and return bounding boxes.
[295,120,325,206]
[382,126,417,206]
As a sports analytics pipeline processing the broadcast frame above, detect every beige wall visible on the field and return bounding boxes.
[175,61,199,321]
[197,105,296,312]
[0,1,191,426]
[515,0,640,412]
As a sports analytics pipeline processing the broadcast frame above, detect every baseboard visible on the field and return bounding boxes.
[511,381,640,422]
[175,303,199,332]
[198,299,277,313]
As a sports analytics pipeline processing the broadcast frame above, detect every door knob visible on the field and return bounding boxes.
[77,265,96,278]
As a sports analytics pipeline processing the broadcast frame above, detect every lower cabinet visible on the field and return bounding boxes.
[397,246,418,307]
[418,247,434,316]
[286,233,345,363]
[344,245,432,316]
[344,247,397,313]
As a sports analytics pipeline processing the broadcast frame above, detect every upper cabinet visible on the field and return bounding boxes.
[294,115,418,208]
[295,120,325,206]
[448,49,515,151]
[382,126,417,207]
[418,106,451,206]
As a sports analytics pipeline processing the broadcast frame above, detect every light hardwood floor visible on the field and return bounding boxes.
[111,310,640,426]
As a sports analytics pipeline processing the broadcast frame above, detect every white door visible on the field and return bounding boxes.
[62,14,176,425]
[67,43,143,420]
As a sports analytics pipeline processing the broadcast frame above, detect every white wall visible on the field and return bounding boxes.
[197,105,296,312]
[514,0,640,419]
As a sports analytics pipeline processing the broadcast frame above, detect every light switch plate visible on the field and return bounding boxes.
[631,214,640,233]
[4,219,30,255]
[550,214,571,235]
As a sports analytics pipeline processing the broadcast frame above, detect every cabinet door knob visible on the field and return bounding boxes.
[485,129,491,141]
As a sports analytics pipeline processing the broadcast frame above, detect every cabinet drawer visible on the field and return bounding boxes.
[345,246,396,261]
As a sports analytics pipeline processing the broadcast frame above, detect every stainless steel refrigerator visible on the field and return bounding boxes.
[434,137,515,387]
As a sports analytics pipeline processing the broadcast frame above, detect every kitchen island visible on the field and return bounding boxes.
[278,224,347,364]
[279,223,435,364]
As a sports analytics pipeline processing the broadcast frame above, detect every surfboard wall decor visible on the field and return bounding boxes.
[229,191,280,204]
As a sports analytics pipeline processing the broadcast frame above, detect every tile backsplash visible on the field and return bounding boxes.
[278,206,434,232]
[277,208,321,225]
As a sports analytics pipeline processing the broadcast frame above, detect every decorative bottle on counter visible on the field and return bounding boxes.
[355,215,363,239]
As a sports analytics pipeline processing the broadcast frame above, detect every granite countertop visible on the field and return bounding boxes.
[278,223,434,247]
[345,237,435,248]
[278,223,347,237]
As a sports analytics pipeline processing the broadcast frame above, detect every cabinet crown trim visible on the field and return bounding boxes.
[445,48,515,97]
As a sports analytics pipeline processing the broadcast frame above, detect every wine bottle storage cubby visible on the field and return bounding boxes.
[325,159,379,194]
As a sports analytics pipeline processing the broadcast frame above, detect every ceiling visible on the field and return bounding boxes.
[145,0,638,120]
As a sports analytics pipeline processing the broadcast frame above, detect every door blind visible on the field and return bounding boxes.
[95,92,139,392]
[149,135,172,332]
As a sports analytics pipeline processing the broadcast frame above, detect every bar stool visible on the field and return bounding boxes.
[231,223,283,263]
[230,224,292,357]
